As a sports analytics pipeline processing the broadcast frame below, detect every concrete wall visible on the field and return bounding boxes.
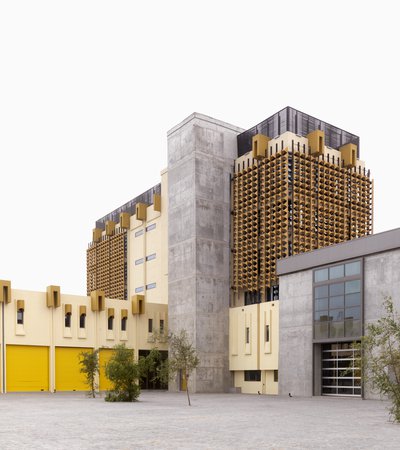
[167,113,243,392]
[278,270,313,397]
[363,249,400,399]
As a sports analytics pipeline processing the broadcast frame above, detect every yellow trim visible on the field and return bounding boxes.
[90,290,105,312]
[16,299,25,310]
[64,304,72,314]
[46,285,60,308]
[92,228,102,243]
[105,221,115,236]
[0,280,11,303]
[121,308,128,319]
[340,143,357,168]
[307,130,325,156]
[153,194,161,212]
[79,305,87,315]
[131,295,145,314]
[252,134,270,159]
[136,203,147,221]
[119,213,130,229]
[108,308,115,318]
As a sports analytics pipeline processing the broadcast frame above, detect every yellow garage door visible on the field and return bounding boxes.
[6,345,49,392]
[55,347,92,391]
[99,348,115,391]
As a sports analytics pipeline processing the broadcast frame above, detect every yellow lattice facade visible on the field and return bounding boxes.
[86,230,127,300]
[232,134,373,297]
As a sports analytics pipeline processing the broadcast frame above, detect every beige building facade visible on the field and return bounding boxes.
[0,282,167,393]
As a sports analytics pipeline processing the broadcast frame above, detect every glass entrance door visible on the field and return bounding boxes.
[321,342,361,397]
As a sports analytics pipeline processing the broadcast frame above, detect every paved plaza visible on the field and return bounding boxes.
[0,391,398,449]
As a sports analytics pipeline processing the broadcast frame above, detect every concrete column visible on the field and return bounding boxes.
[167,113,243,392]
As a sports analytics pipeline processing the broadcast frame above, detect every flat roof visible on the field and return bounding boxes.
[277,228,400,276]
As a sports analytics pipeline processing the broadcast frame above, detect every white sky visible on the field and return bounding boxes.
[1,1,399,295]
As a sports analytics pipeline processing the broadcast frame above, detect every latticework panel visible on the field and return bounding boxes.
[231,147,373,296]
[109,231,126,300]
[86,246,97,295]
[348,171,373,239]
[232,163,259,291]
[291,152,317,255]
[86,230,127,300]
[316,161,348,249]
[259,150,289,289]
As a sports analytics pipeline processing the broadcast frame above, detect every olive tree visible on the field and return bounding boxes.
[105,344,141,402]
[79,349,99,398]
[165,330,199,406]
[359,297,400,422]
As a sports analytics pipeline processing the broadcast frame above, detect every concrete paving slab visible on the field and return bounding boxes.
[0,391,398,449]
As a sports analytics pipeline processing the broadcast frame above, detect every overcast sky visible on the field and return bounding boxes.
[1,1,399,295]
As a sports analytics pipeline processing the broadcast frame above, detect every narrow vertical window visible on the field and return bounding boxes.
[121,316,127,331]
[160,319,164,335]
[65,312,72,328]
[108,315,114,331]
[265,325,270,342]
[17,308,24,325]
[148,318,153,333]
[79,313,86,329]
[245,327,250,344]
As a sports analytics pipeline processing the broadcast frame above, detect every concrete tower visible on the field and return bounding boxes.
[167,113,243,392]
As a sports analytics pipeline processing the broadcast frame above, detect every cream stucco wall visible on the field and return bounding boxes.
[229,302,279,395]
[0,286,167,393]
[128,170,168,306]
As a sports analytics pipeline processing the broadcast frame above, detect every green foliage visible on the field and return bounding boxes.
[166,330,200,406]
[360,296,400,422]
[79,349,99,398]
[105,344,141,402]
[138,348,168,389]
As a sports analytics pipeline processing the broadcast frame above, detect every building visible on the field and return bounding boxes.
[0,283,167,393]
[229,107,372,394]
[277,228,400,398]
[86,107,373,394]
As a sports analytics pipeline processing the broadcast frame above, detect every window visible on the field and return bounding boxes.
[146,223,156,232]
[135,229,144,237]
[160,319,164,335]
[244,370,261,382]
[313,260,362,340]
[274,370,279,382]
[345,261,361,276]
[245,327,250,344]
[244,291,260,305]
[148,319,153,333]
[135,286,144,293]
[65,312,72,328]
[79,313,86,329]
[108,315,114,331]
[135,258,144,265]
[146,253,156,261]
[265,325,270,342]
[121,316,127,331]
[329,265,344,279]
[146,283,156,290]
[17,309,24,325]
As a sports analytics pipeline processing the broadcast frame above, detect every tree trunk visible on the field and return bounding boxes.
[186,373,191,406]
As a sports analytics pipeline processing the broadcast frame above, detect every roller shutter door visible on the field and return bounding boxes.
[55,347,92,391]
[6,345,49,392]
[99,348,115,391]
